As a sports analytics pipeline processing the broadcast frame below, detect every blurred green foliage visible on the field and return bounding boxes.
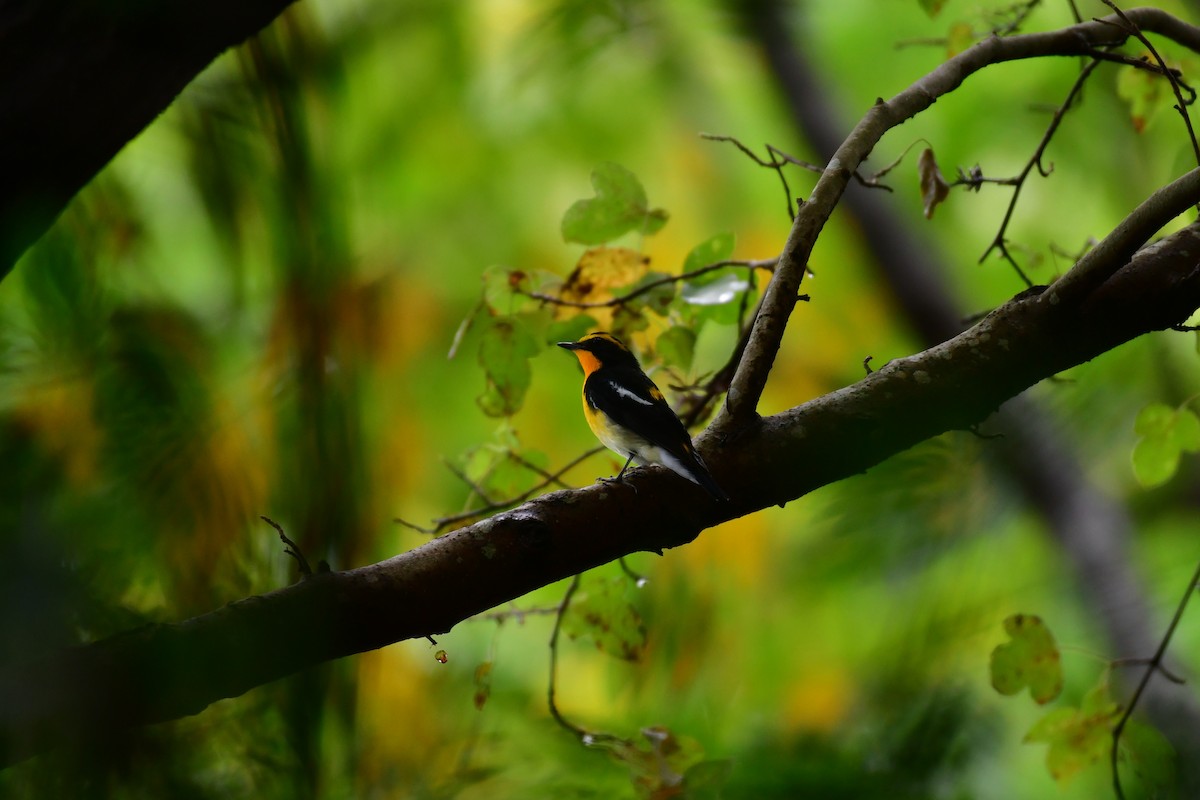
[1,0,1200,798]
[990,614,1064,706]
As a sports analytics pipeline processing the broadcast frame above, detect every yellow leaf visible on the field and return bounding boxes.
[946,22,973,59]
[560,246,651,305]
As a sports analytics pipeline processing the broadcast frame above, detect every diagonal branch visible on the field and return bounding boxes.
[0,0,300,280]
[742,8,1200,787]
[3,217,1200,768]
[1045,166,1200,305]
[718,6,1200,429]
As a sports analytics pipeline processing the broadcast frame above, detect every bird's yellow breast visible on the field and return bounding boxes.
[582,392,642,455]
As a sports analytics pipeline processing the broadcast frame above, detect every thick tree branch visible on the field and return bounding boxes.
[3,218,1200,767]
[1047,167,1200,304]
[745,2,1200,785]
[8,0,1200,777]
[720,6,1200,427]
[0,0,298,280]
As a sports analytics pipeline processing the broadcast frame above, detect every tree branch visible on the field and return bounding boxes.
[3,217,1200,767]
[718,6,1200,428]
[742,6,1200,760]
[1046,167,1200,305]
[0,0,299,280]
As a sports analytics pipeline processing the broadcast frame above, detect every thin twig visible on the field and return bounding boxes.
[1111,555,1200,799]
[395,447,605,535]
[979,57,1103,285]
[702,134,803,220]
[681,293,765,428]
[1081,46,1190,76]
[895,0,1043,48]
[443,458,497,507]
[721,8,1200,428]
[992,0,1042,37]
[468,604,563,624]
[547,574,624,745]
[507,451,576,490]
[447,298,483,360]
[1110,656,1187,684]
[261,515,313,578]
[518,258,776,310]
[617,557,647,585]
[703,134,895,221]
[547,575,586,736]
[1099,0,1200,178]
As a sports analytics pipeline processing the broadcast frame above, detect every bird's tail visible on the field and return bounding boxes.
[663,446,729,501]
[689,453,729,502]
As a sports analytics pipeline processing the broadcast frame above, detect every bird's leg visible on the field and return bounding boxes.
[598,453,638,493]
[615,453,635,480]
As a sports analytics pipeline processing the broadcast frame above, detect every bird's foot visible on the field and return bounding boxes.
[597,475,638,495]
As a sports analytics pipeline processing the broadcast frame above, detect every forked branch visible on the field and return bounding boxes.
[717,7,1200,431]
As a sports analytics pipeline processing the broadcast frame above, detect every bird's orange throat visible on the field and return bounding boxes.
[569,349,602,377]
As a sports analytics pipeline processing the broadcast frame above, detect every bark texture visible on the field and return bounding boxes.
[2,221,1199,766]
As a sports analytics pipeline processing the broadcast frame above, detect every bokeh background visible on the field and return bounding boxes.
[1,0,1199,797]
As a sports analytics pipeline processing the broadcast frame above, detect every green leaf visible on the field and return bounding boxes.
[1134,403,1175,437]
[917,0,948,19]
[1132,403,1200,487]
[990,614,1063,705]
[1171,408,1200,451]
[608,726,707,798]
[459,432,509,494]
[682,233,736,274]
[462,442,503,486]
[643,207,669,236]
[1024,681,1118,786]
[683,759,733,800]
[1043,713,1113,786]
[1133,435,1180,488]
[476,317,540,417]
[481,265,525,313]
[487,449,536,498]
[459,430,546,500]
[561,163,669,245]
[1117,61,1169,133]
[656,326,696,371]
[1118,720,1176,795]
[625,271,675,316]
[562,574,647,661]
[1023,707,1078,743]
[1079,679,1119,717]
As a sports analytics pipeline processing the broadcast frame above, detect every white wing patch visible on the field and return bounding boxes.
[612,383,654,406]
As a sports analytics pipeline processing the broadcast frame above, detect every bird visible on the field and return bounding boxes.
[557,331,728,501]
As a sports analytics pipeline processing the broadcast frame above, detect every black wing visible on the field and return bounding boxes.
[585,367,729,501]
[584,367,692,454]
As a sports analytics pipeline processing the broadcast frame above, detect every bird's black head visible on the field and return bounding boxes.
[557,331,642,373]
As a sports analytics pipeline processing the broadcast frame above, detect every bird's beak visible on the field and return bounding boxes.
[557,341,581,351]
